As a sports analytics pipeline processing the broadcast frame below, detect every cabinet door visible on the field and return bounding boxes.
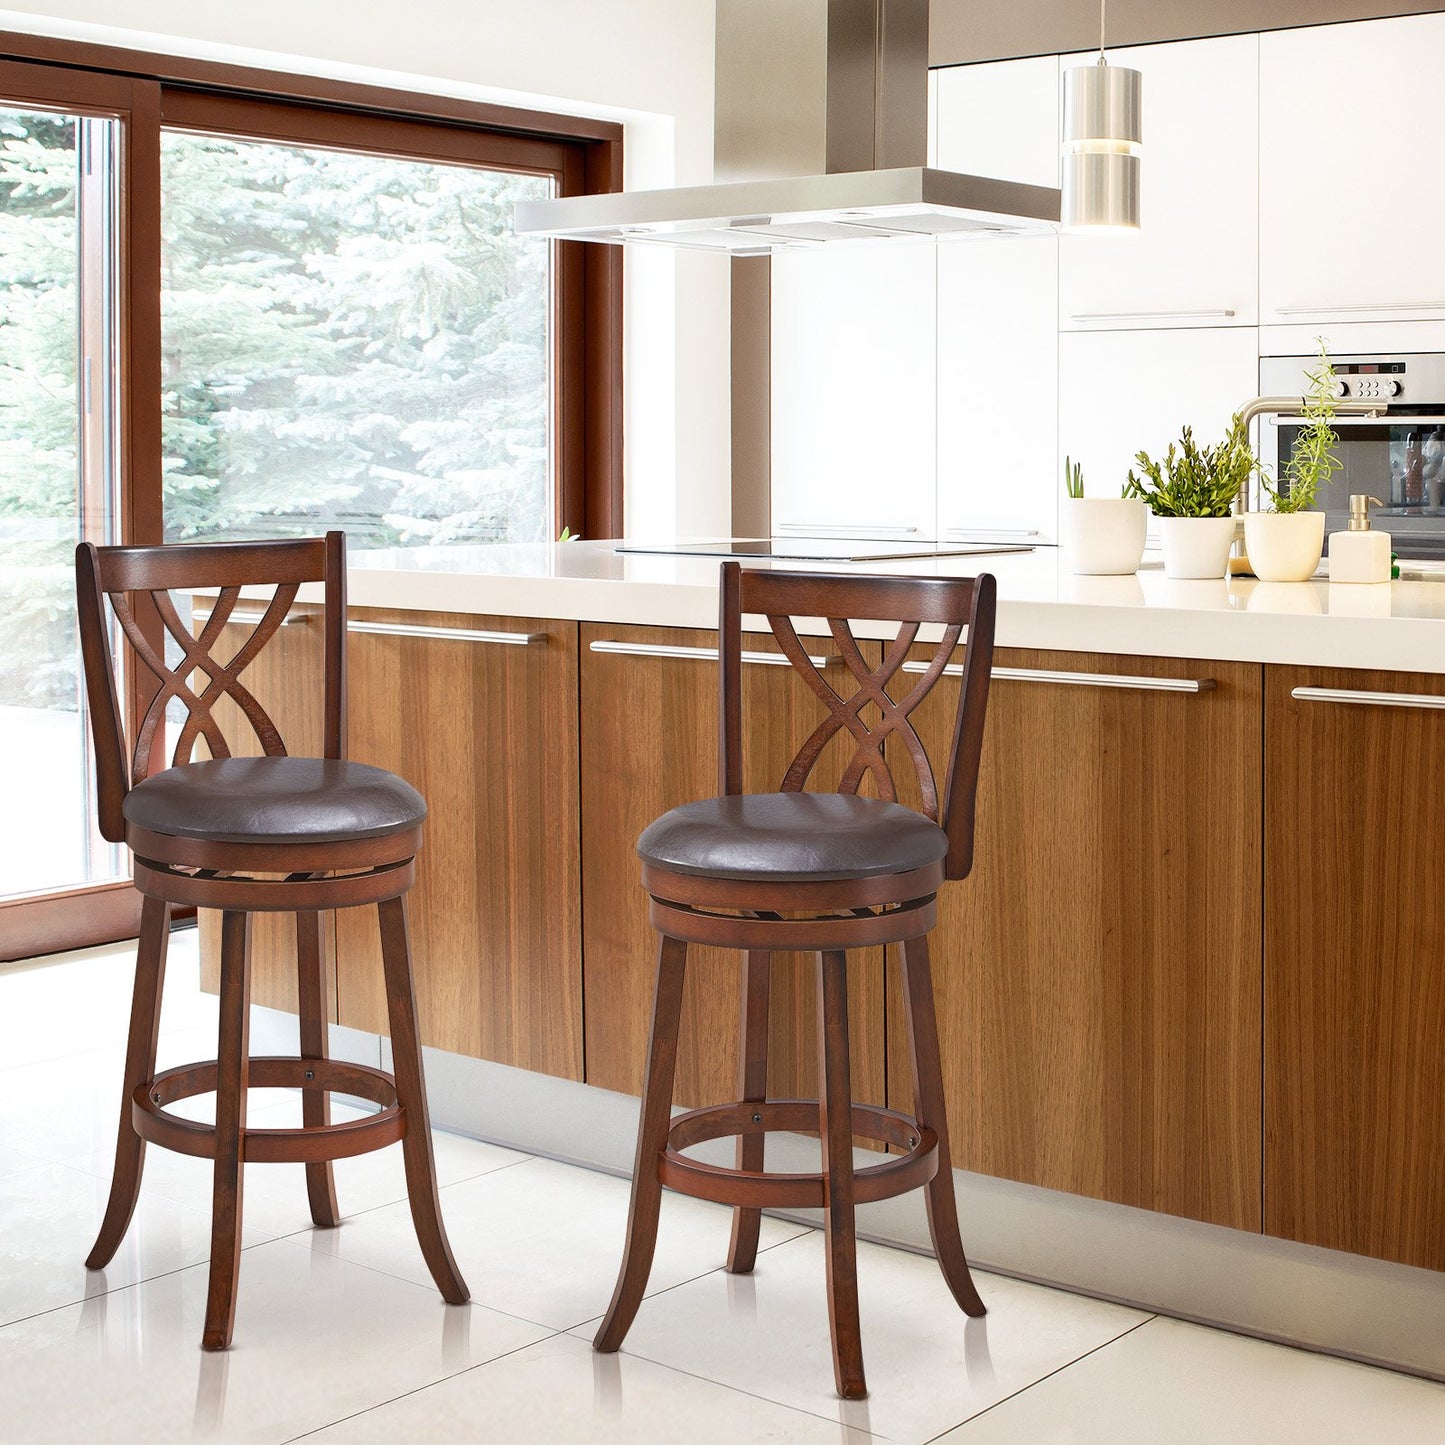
[579,623,885,1110]
[934,56,1059,187]
[1261,14,1445,324]
[1058,327,1259,509]
[889,648,1263,1231]
[1061,35,1258,331]
[937,238,1059,544]
[770,244,937,540]
[334,609,582,1081]
[1264,666,1445,1270]
[933,57,1061,546]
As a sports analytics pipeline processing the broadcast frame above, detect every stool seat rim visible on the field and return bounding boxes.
[123,756,426,845]
[637,791,948,883]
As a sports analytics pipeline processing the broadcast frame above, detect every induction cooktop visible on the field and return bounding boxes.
[614,538,1035,563]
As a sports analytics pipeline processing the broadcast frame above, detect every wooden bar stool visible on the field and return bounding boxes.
[594,562,998,1400]
[75,532,468,1350]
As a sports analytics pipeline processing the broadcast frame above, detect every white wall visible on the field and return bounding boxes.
[0,0,731,538]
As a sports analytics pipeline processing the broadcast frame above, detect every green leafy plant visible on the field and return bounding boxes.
[1063,454,1084,500]
[558,525,582,542]
[1264,339,1339,514]
[1124,414,1257,518]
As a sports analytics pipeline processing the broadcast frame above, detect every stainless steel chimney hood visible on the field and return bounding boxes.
[514,0,1061,252]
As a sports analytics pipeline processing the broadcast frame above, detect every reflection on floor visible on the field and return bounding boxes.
[2,932,1443,1443]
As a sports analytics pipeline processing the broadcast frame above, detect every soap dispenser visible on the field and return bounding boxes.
[1329,494,1391,584]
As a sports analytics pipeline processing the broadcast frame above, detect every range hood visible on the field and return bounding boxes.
[514,0,1061,252]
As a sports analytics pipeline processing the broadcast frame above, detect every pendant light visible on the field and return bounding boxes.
[1061,0,1142,231]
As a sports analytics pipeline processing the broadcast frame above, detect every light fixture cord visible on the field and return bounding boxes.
[1097,0,1108,65]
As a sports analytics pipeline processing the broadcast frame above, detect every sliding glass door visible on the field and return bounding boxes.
[0,103,125,908]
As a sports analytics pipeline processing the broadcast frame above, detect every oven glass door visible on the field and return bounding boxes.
[1270,413,1445,559]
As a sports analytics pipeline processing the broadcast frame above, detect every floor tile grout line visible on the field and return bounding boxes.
[277,1326,571,1443]
[917,1315,1159,1443]
[551,1220,819,1335]
[580,1335,895,1440]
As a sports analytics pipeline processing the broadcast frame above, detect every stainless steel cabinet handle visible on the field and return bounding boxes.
[347,619,547,646]
[902,660,1217,692]
[589,640,833,668]
[1273,303,1445,315]
[1069,309,1236,323]
[775,522,919,536]
[943,527,1041,540]
[1291,686,1445,710]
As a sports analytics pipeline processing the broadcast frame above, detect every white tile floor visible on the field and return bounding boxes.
[3,933,1443,1444]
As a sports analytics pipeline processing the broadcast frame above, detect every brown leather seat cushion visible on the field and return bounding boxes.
[123,757,426,845]
[637,792,947,883]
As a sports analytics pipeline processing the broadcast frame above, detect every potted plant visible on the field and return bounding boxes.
[1245,340,1338,582]
[1124,417,1255,579]
[1059,454,1148,575]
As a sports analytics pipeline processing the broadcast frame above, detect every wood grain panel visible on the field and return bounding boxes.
[580,623,886,1110]
[197,600,331,1014]
[334,610,582,1081]
[888,647,1263,1231]
[1264,665,1445,1270]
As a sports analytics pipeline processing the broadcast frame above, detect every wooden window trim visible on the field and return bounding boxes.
[0,35,622,959]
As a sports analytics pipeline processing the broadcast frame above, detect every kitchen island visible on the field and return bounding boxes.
[223,540,1445,1382]
[342,539,1445,672]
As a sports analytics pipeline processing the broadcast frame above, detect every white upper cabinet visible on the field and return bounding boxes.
[1059,35,1259,331]
[1058,328,1260,508]
[933,55,1060,186]
[933,58,1061,545]
[937,238,1059,544]
[770,242,937,540]
[1260,13,1445,325]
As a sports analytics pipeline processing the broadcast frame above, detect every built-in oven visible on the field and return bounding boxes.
[1259,352,1445,560]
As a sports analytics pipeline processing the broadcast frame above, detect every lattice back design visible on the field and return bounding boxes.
[765,612,963,820]
[110,584,300,785]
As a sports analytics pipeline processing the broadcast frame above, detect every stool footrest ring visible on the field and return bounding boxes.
[659,1099,937,1209]
[132,1056,404,1163]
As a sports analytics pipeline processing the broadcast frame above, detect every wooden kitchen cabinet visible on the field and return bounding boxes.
[888,647,1264,1231]
[1264,666,1445,1271]
[333,608,583,1080]
[579,622,886,1109]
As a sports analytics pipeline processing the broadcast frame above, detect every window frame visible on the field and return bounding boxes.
[0,34,622,960]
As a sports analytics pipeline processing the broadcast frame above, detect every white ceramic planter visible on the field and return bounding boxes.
[1243,510,1326,583]
[1059,497,1148,575]
[1156,514,1237,580]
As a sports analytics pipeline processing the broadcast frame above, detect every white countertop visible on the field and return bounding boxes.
[345,540,1445,673]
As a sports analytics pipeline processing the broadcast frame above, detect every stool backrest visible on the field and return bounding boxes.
[75,532,346,843]
[719,562,997,881]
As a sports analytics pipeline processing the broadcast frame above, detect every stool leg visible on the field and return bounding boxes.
[900,932,986,1318]
[726,949,771,1274]
[377,895,469,1305]
[87,895,170,1270]
[295,910,340,1229]
[817,948,866,1400]
[203,910,251,1351]
[594,933,688,1353]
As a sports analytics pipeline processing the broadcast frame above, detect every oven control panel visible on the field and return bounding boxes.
[1340,376,1402,400]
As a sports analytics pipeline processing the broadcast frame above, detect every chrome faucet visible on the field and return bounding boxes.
[1236,394,1386,514]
